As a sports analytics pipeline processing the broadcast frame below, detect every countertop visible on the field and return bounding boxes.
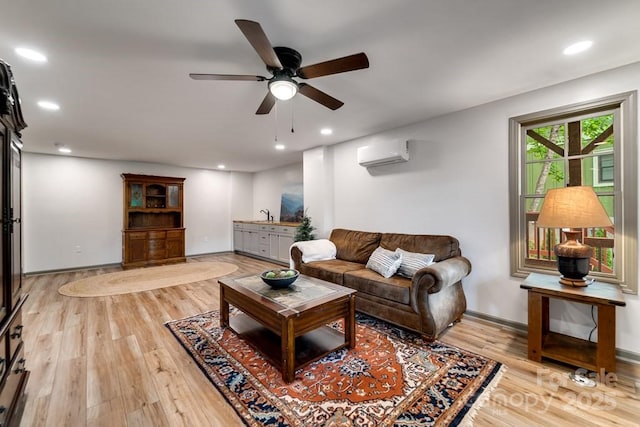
[234,220,301,227]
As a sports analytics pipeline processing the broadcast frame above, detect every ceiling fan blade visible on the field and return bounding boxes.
[297,52,369,79]
[235,19,283,69]
[298,83,344,110]
[189,73,267,81]
[256,92,276,115]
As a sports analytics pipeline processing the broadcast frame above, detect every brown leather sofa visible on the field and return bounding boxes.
[290,228,471,340]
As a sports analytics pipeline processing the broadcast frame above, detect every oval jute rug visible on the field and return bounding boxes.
[58,261,238,297]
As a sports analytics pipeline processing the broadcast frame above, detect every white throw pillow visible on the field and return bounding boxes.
[366,246,403,278]
[395,248,435,278]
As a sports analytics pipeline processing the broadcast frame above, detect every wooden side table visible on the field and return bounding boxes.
[520,273,626,373]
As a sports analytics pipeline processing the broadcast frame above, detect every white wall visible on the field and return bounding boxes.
[303,147,333,237]
[229,172,254,226]
[23,153,251,272]
[22,154,303,273]
[304,61,640,354]
[251,163,303,222]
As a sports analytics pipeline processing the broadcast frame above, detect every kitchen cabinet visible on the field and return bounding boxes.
[233,221,298,264]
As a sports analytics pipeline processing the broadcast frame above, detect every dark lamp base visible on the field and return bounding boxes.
[554,231,594,287]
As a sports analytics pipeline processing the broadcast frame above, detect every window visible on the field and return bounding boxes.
[594,153,614,186]
[509,92,637,293]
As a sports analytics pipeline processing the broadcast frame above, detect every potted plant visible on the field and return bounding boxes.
[294,211,316,242]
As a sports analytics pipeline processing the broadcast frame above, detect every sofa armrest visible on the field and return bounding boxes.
[290,246,304,269]
[412,256,472,295]
[410,256,471,339]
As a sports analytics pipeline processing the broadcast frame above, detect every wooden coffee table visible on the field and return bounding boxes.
[218,274,357,382]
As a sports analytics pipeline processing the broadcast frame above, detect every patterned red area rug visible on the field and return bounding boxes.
[165,311,503,426]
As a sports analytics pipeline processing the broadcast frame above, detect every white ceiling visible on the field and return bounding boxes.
[2,0,640,172]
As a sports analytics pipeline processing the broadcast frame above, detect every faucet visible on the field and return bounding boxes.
[259,209,270,221]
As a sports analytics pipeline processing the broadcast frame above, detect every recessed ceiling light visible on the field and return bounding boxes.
[563,40,593,55]
[275,144,285,150]
[37,100,60,111]
[217,164,226,169]
[54,143,71,154]
[320,128,333,136]
[15,47,47,62]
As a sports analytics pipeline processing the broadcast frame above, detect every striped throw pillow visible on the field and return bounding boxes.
[366,246,403,278]
[395,248,435,278]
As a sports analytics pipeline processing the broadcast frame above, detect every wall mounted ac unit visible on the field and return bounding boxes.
[357,140,410,167]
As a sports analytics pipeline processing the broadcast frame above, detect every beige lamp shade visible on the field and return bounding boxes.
[536,186,613,228]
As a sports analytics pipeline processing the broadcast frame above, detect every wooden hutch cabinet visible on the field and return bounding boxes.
[0,60,29,427]
[121,174,186,268]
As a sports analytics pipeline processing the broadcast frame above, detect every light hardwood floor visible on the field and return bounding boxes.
[20,253,640,426]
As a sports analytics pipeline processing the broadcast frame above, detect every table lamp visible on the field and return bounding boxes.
[536,186,613,286]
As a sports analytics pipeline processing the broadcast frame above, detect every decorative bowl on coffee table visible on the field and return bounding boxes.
[260,269,299,288]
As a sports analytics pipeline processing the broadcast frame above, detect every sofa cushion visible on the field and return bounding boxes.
[330,229,382,264]
[380,233,460,262]
[298,259,365,285]
[366,246,403,278]
[344,269,411,305]
[395,248,435,278]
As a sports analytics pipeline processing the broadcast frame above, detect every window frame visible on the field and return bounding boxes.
[509,91,637,294]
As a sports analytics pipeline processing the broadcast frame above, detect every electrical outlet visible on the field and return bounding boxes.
[75,245,82,254]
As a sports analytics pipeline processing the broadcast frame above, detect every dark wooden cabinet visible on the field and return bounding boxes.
[0,60,29,427]
[122,174,186,268]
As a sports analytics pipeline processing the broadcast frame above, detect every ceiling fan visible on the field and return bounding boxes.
[189,19,369,115]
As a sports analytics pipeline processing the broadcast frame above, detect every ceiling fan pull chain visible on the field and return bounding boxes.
[274,102,278,142]
[291,99,295,133]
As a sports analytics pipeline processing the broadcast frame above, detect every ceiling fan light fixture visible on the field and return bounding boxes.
[269,78,298,101]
